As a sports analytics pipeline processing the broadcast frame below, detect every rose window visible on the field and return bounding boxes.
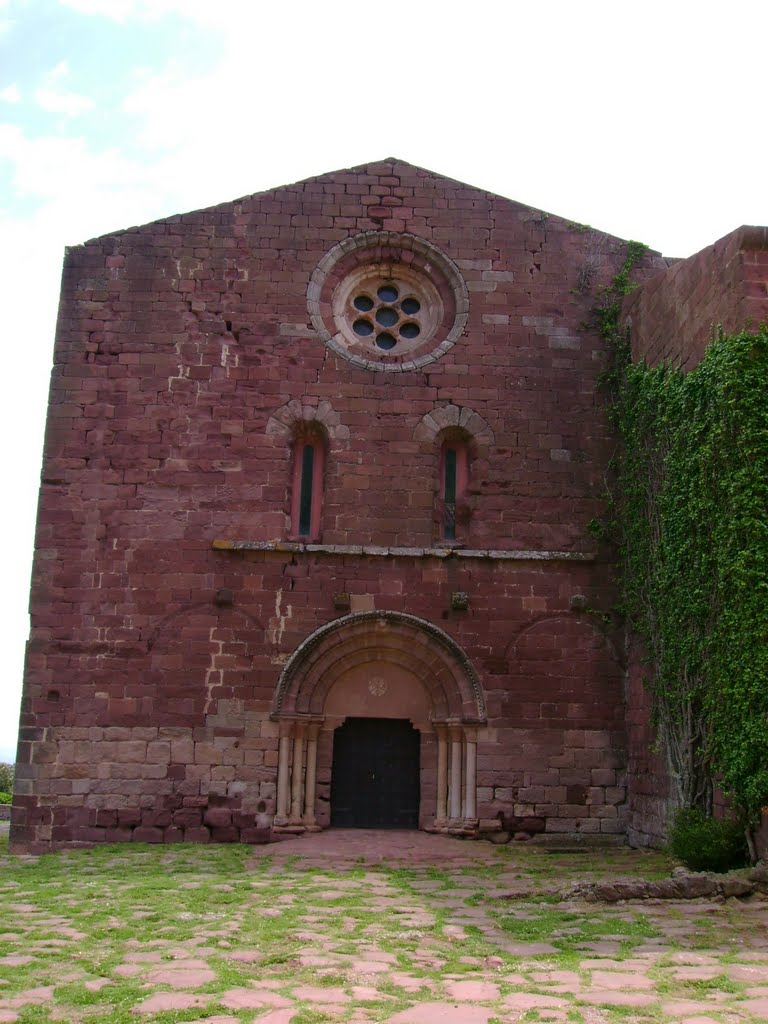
[307,232,469,373]
[350,284,424,351]
[331,262,445,361]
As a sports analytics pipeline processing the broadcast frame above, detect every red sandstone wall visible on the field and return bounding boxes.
[623,226,768,368]
[621,226,768,846]
[13,158,670,850]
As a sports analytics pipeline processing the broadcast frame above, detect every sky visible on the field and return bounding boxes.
[1,0,767,763]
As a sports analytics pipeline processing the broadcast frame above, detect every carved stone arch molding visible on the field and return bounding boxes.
[273,610,485,721]
[413,404,496,453]
[414,404,495,543]
[265,399,349,445]
[271,611,487,834]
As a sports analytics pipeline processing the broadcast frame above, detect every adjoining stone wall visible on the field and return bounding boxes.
[623,226,768,369]
[620,226,768,848]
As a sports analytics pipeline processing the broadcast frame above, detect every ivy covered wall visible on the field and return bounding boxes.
[614,326,768,847]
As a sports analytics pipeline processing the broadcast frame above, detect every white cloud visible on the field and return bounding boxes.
[35,86,94,116]
[34,59,95,118]
[0,83,20,102]
[59,0,221,22]
[0,124,176,238]
[0,0,11,37]
[59,0,146,19]
[47,59,70,82]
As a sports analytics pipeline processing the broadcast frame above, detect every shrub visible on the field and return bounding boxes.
[668,808,748,872]
[0,792,11,805]
[0,763,13,793]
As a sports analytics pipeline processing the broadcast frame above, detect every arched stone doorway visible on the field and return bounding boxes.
[271,611,486,833]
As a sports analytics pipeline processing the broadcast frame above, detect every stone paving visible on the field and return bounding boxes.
[1,828,768,1023]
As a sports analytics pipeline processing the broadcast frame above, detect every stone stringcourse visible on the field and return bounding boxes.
[211,539,597,561]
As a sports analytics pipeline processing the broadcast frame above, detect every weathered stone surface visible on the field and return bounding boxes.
[590,970,654,991]
[443,980,500,1001]
[579,990,656,1007]
[748,862,768,887]
[219,989,291,1010]
[503,993,568,1009]
[567,871,753,902]
[146,964,216,988]
[291,985,349,1004]
[132,993,208,1014]
[741,996,768,1015]
[388,1004,494,1023]
[720,877,754,898]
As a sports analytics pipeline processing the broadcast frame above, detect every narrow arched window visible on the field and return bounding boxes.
[440,439,469,542]
[290,435,325,540]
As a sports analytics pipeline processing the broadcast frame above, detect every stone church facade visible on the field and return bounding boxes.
[11,159,768,851]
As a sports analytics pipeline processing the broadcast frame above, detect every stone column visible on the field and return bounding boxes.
[435,725,448,825]
[275,726,293,824]
[463,727,477,821]
[303,722,320,827]
[449,726,463,821]
[289,723,305,824]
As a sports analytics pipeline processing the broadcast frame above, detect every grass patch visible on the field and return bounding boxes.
[495,905,661,959]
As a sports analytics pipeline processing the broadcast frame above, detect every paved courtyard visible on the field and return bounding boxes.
[1,828,767,1023]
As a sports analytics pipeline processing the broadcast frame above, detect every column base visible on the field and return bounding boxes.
[427,820,480,836]
[273,822,323,834]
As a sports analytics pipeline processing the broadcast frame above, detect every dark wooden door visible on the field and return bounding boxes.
[331,718,420,828]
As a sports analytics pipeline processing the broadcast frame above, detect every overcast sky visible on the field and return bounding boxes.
[1,0,766,762]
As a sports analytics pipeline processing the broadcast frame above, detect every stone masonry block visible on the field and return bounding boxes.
[146,741,171,764]
[115,742,147,763]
